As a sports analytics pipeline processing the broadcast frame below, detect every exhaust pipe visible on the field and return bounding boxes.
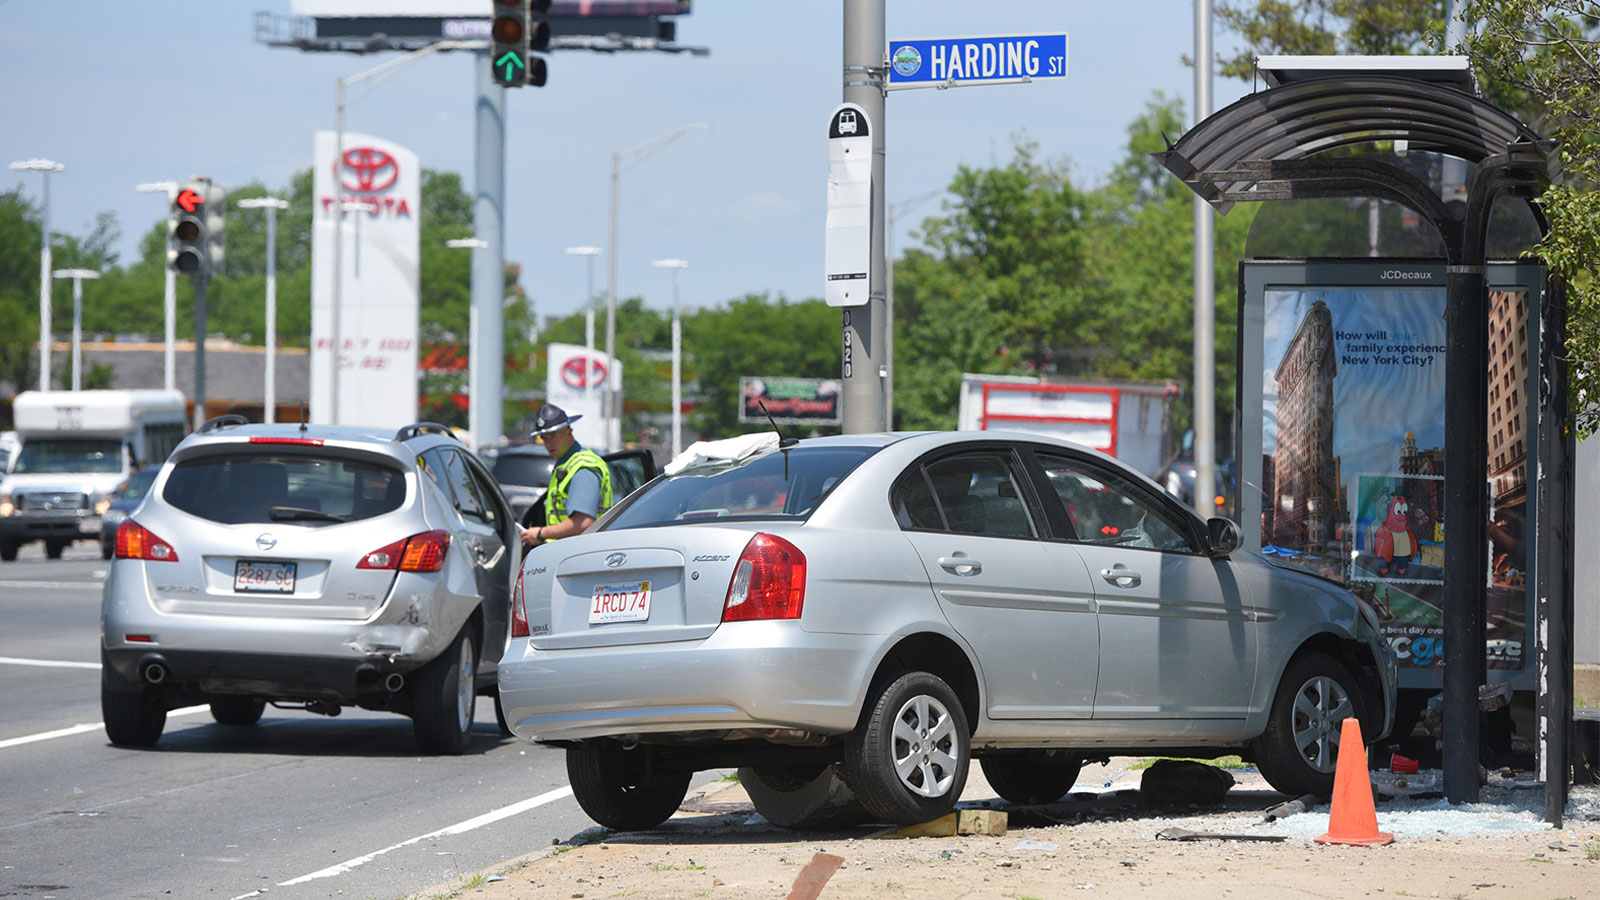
[141,661,167,685]
[384,672,405,692]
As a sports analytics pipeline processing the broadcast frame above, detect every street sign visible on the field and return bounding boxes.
[887,33,1067,87]
[824,103,872,308]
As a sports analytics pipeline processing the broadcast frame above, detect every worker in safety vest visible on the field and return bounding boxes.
[520,403,613,548]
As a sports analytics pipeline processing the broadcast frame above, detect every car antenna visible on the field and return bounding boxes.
[299,402,308,435]
[758,402,799,449]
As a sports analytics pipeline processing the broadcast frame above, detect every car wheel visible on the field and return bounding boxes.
[0,540,16,562]
[210,696,266,726]
[739,763,872,830]
[102,681,166,747]
[843,671,970,826]
[979,752,1084,805]
[412,626,477,755]
[45,539,66,560]
[100,541,113,560]
[1255,652,1368,797]
[567,742,692,832]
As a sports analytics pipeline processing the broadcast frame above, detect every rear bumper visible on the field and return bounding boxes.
[102,646,405,701]
[496,621,881,742]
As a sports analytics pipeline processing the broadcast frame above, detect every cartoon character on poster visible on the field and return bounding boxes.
[1374,496,1418,577]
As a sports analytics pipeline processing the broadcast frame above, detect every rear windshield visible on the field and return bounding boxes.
[162,453,406,525]
[604,446,875,529]
[491,452,555,488]
[13,438,123,474]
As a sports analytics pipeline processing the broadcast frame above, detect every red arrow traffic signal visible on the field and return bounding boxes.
[176,188,204,213]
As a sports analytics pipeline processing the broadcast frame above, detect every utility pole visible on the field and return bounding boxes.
[840,0,887,433]
[10,159,63,392]
[653,258,688,457]
[136,182,180,391]
[240,198,290,422]
[1192,0,1216,515]
[52,269,100,390]
[472,53,508,449]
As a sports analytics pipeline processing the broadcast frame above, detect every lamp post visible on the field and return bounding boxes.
[239,197,290,423]
[135,182,181,391]
[566,246,602,413]
[446,237,489,441]
[605,123,710,447]
[652,258,688,457]
[11,158,64,391]
[52,269,100,391]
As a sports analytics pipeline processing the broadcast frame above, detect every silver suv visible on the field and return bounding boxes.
[101,417,520,754]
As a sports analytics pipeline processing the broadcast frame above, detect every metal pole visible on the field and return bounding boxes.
[193,275,208,431]
[332,79,345,424]
[70,276,82,391]
[841,0,887,433]
[164,266,176,392]
[606,152,620,448]
[1192,0,1216,515]
[39,172,53,392]
[671,266,682,456]
[586,257,596,412]
[265,204,278,423]
[472,53,508,450]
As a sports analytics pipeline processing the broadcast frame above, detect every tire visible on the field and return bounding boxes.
[1255,652,1368,797]
[102,681,166,747]
[980,752,1084,805]
[0,540,15,562]
[45,539,66,560]
[412,626,478,755]
[100,541,113,560]
[567,742,692,832]
[843,671,970,826]
[210,696,266,726]
[740,763,872,830]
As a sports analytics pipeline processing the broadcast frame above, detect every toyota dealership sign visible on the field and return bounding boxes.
[546,343,622,449]
[310,131,420,427]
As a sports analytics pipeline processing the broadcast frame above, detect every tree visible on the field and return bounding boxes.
[1214,1,1442,78]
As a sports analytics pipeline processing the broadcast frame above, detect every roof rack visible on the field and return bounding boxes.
[197,414,250,434]
[393,422,458,443]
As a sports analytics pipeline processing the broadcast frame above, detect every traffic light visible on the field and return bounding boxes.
[490,0,529,87]
[526,0,551,87]
[204,182,226,275]
[169,181,208,275]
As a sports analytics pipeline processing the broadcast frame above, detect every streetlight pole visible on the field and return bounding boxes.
[606,123,710,448]
[447,237,489,442]
[333,39,483,425]
[240,197,290,423]
[652,258,688,457]
[11,158,64,391]
[52,269,100,391]
[566,246,602,414]
[136,182,180,392]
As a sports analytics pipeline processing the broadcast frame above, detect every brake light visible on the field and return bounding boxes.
[511,567,529,638]
[115,520,178,562]
[722,533,806,622]
[357,530,450,573]
[248,436,325,446]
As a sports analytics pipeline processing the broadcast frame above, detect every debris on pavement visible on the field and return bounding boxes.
[1155,826,1289,842]
[1263,792,1321,822]
[1139,759,1237,807]
[784,851,843,900]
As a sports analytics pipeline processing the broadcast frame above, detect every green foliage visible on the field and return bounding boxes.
[1214,0,1443,79]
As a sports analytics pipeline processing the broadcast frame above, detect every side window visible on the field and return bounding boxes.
[891,469,945,530]
[418,450,452,500]
[464,458,501,526]
[1037,452,1196,553]
[442,450,488,523]
[608,457,644,499]
[904,451,1038,539]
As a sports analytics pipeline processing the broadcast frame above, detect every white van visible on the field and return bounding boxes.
[0,390,187,560]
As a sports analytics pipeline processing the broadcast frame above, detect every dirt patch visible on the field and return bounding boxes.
[428,761,1600,900]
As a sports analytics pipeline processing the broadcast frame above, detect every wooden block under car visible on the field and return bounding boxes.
[958,809,1008,835]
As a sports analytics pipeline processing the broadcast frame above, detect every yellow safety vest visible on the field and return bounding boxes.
[545,447,613,533]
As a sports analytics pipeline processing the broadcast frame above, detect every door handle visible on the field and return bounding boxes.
[938,555,982,575]
[1100,566,1141,587]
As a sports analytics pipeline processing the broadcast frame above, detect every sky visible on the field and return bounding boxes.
[0,1,1253,323]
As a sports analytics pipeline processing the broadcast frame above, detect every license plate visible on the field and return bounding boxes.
[589,580,651,624]
[235,560,297,594]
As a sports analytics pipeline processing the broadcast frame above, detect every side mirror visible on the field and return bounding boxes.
[1206,516,1242,558]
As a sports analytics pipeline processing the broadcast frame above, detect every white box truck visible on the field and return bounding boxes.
[956,373,1178,477]
[0,390,187,560]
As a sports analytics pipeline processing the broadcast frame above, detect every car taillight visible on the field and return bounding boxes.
[115,520,178,562]
[511,567,529,638]
[357,530,450,573]
[722,533,805,622]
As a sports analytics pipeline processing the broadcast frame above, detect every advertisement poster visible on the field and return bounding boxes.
[1253,279,1531,673]
[739,377,841,425]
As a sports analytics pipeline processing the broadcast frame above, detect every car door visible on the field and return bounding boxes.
[438,448,512,653]
[894,446,1100,720]
[1030,449,1256,727]
[603,448,656,502]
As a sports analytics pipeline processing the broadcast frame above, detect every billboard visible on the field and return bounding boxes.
[1238,260,1543,689]
[310,132,421,428]
[546,343,622,450]
[738,377,841,426]
[291,1,689,16]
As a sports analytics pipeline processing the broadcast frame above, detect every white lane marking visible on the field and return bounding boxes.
[0,580,102,589]
[0,705,211,750]
[278,785,576,886]
[0,656,101,669]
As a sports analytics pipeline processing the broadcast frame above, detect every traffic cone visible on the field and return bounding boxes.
[1315,717,1394,846]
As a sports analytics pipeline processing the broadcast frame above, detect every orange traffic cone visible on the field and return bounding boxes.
[1315,717,1394,846]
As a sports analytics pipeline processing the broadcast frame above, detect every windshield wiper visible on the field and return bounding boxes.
[268,506,348,523]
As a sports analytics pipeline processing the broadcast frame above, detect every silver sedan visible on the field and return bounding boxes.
[498,432,1396,829]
